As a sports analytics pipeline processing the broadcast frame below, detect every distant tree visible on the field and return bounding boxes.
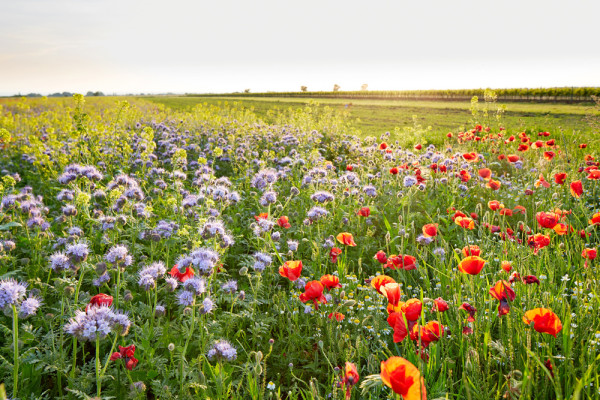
[301,86,308,92]
[86,91,95,97]
[94,91,104,96]
[333,84,341,92]
[361,84,368,91]
[244,89,250,93]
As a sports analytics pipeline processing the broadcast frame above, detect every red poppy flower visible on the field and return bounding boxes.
[522,275,540,285]
[320,274,342,290]
[536,211,560,229]
[402,299,422,321]
[488,200,503,211]
[279,260,303,281]
[277,216,291,229]
[329,247,342,263]
[418,321,443,347]
[499,208,513,216]
[380,357,427,400]
[340,362,359,399]
[527,234,550,254]
[478,168,492,180]
[110,345,138,370]
[463,152,478,162]
[543,151,555,161]
[554,173,567,185]
[385,254,417,271]
[545,359,554,378]
[336,232,356,246]
[414,143,422,150]
[432,297,449,313]
[378,142,388,150]
[570,180,583,198]
[489,280,516,316]
[458,256,486,275]
[374,250,388,264]
[501,261,512,272]
[507,154,520,162]
[582,248,597,260]
[579,143,588,149]
[370,275,396,294]
[357,207,370,217]
[254,213,269,221]
[387,311,412,342]
[462,326,474,335]
[523,308,562,337]
[299,280,327,308]
[87,293,113,311]
[461,245,480,257]
[553,223,570,235]
[422,223,438,238]
[381,282,403,306]
[346,165,353,171]
[588,170,600,180]
[169,265,195,283]
[589,212,600,225]
[459,302,477,322]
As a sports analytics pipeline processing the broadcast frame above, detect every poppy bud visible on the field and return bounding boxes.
[64,286,75,296]
[124,290,133,302]
[239,267,248,276]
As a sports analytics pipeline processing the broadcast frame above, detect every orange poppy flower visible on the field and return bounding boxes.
[478,168,492,180]
[254,213,269,221]
[543,151,555,161]
[455,216,475,230]
[380,282,403,306]
[402,299,423,321]
[459,170,471,182]
[489,280,516,316]
[535,174,551,188]
[589,212,600,225]
[536,211,560,229]
[554,173,567,185]
[418,321,443,347]
[458,256,486,275]
[570,180,583,198]
[380,357,426,400]
[579,143,588,149]
[488,200,503,211]
[513,205,526,214]
[341,362,359,399]
[486,180,501,190]
[588,170,600,180]
[299,280,327,308]
[370,275,396,294]
[336,232,356,246]
[279,260,303,281]
[461,245,480,257]
[320,274,342,290]
[387,302,404,315]
[499,208,513,216]
[328,312,345,321]
[277,216,291,228]
[553,223,570,235]
[523,308,562,337]
[357,207,370,217]
[422,223,438,238]
[387,311,412,342]
[169,265,195,283]
[501,261,512,272]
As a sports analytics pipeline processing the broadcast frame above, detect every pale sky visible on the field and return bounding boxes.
[1,0,599,96]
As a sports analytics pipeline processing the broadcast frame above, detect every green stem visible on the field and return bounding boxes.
[12,305,19,399]
[101,334,119,376]
[180,303,196,393]
[71,337,78,380]
[96,336,101,397]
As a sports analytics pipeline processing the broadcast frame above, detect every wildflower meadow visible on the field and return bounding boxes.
[0,93,599,400]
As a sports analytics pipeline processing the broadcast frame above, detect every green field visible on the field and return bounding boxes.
[144,95,596,142]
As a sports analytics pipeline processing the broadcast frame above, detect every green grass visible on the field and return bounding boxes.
[144,96,595,141]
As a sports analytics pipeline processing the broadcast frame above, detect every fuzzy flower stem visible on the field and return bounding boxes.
[12,304,19,399]
[96,336,101,397]
[180,301,196,393]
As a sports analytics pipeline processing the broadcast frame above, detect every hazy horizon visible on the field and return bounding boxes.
[2,0,599,97]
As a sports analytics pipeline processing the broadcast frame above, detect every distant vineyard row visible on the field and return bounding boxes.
[189,87,600,103]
